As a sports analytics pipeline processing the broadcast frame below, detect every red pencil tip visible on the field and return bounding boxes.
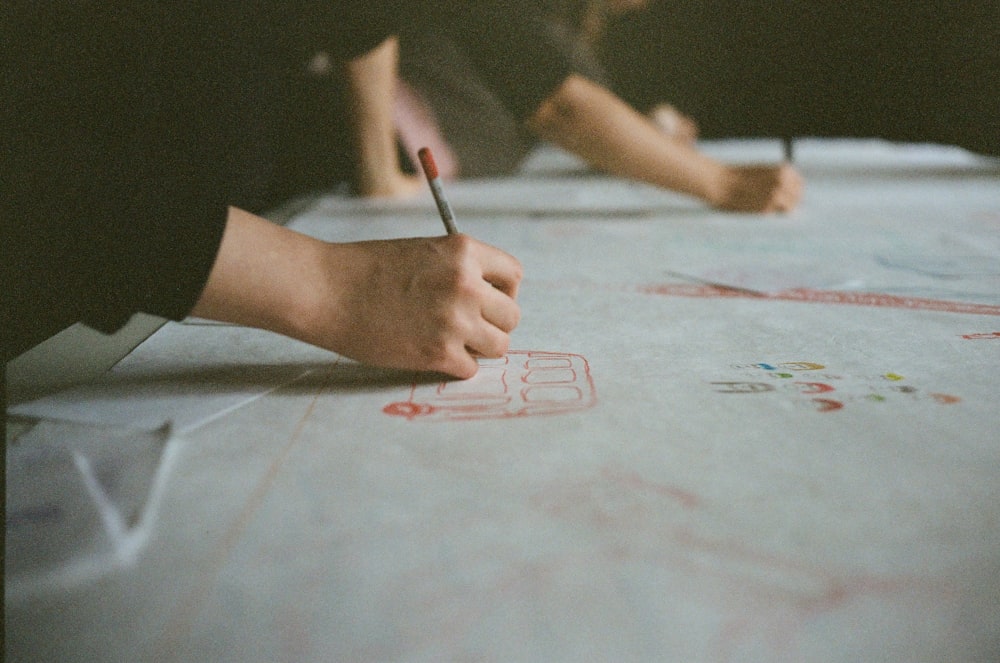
[418,147,438,179]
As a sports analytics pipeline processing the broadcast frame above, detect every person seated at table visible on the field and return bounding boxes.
[382,1,801,213]
[3,3,522,381]
[571,0,700,144]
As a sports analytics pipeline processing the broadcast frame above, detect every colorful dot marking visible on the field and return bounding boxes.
[779,362,825,371]
[813,398,844,412]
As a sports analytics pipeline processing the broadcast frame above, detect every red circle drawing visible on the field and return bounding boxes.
[382,401,436,419]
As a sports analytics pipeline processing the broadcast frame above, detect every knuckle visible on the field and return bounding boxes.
[448,232,476,254]
[509,305,522,329]
[510,259,525,283]
[493,334,512,357]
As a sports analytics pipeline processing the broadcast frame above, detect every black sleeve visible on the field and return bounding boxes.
[310,0,577,121]
[438,1,577,121]
[299,0,402,61]
[2,6,233,361]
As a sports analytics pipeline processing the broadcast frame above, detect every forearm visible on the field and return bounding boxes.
[191,207,334,343]
[191,207,523,378]
[527,74,727,204]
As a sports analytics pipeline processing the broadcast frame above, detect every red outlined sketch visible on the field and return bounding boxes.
[637,284,1000,316]
[961,331,1000,339]
[383,350,597,422]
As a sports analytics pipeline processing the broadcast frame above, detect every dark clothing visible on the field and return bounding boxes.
[398,5,598,177]
[2,2,574,362]
[603,1,999,154]
[2,4,330,360]
[422,5,578,124]
[3,5,247,359]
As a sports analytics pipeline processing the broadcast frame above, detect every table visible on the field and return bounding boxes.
[7,140,1000,662]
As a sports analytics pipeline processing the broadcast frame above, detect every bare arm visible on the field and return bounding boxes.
[191,207,522,378]
[342,36,422,198]
[527,74,802,213]
[648,103,699,143]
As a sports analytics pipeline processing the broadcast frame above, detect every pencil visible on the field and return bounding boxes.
[783,136,794,163]
[418,147,458,235]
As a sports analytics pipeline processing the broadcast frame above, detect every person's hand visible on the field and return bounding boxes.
[313,233,522,377]
[192,208,522,379]
[529,75,800,215]
[710,164,803,213]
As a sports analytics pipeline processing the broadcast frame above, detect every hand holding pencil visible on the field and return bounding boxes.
[307,146,510,376]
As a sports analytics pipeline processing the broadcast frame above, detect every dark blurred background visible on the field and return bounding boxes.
[600,1,998,154]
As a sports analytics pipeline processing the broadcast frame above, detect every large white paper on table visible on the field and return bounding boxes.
[676,139,1000,301]
[36,279,991,663]
[9,321,340,435]
[6,141,1000,663]
[5,420,181,602]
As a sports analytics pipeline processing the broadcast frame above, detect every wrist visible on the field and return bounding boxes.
[700,161,735,208]
[192,208,334,342]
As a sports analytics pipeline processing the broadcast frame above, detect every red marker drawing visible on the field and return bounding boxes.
[418,146,458,235]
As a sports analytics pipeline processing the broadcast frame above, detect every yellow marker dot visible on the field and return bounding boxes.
[883,373,904,381]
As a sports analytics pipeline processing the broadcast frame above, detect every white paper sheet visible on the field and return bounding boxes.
[7,140,1000,663]
[6,420,180,601]
[9,321,339,435]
